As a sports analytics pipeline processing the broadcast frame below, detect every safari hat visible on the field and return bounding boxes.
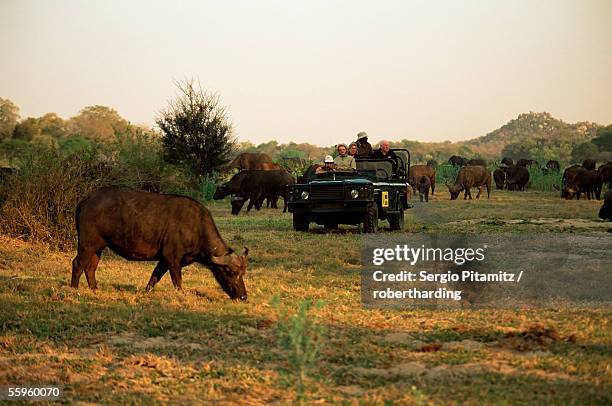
[324,155,334,163]
[357,131,368,141]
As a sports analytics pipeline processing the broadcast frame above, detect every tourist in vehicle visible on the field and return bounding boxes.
[348,142,358,158]
[334,144,356,170]
[372,140,398,173]
[315,155,336,174]
[356,131,373,158]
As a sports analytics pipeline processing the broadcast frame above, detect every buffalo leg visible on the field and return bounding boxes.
[83,252,101,289]
[476,186,482,199]
[71,247,101,289]
[168,264,183,290]
[146,261,169,291]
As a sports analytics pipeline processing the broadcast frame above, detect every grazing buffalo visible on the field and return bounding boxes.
[417,175,431,202]
[582,158,596,171]
[493,168,506,189]
[448,155,468,167]
[505,165,529,191]
[517,159,536,168]
[426,159,438,169]
[597,162,612,190]
[467,158,487,167]
[599,190,612,220]
[563,168,600,200]
[409,165,436,196]
[227,152,274,170]
[501,157,514,167]
[214,170,295,214]
[72,188,249,300]
[446,165,491,200]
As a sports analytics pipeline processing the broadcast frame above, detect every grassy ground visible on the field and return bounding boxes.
[0,190,610,404]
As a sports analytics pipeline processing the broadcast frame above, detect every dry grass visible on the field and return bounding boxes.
[0,192,611,404]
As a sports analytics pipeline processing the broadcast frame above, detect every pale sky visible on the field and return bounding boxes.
[1,0,611,145]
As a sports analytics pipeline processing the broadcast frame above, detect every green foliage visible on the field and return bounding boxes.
[527,166,562,192]
[157,79,235,176]
[591,126,612,152]
[570,142,598,163]
[270,295,325,405]
[435,163,460,185]
[0,97,20,140]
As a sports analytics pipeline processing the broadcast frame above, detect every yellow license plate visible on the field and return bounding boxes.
[382,191,389,207]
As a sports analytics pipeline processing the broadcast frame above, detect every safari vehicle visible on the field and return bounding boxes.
[287,149,411,233]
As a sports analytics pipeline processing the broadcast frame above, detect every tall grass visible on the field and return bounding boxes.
[527,166,562,191]
[435,164,460,185]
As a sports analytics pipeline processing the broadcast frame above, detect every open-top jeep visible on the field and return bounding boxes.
[287,149,411,232]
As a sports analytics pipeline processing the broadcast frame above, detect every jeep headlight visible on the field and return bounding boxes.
[350,189,359,199]
[301,191,309,200]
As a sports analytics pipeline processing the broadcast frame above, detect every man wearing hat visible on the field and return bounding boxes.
[356,131,373,158]
[315,155,337,174]
[334,143,356,170]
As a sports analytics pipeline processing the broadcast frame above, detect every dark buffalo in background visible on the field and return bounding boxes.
[426,159,438,169]
[517,158,536,168]
[446,165,491,200]
[582,158,596,171]
[501,157,514,167]
[599,190,612,220]
[467,158,487,167]
[72,188,249,300]
[409,165,436,196]
[227,152,277,170]
[563,168,600,200]
[417,175,431,202]
[505,165,529,191]
[544,160,560,173]
[597,162,612,190]
[215,170,295,214]
[448,155,468,167]
[493,168,506,189]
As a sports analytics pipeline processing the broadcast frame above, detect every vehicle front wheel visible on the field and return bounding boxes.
[388,209,404,231]
[293,213,309,232]
[363,203,378,233]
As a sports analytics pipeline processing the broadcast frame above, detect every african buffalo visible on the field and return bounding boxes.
[505,165,529,191]
[599,190,612,220]
[446,165,491,200]
[227,152,274,170]
[597,162,612,190]
[582,158,596,171]
[467,158,487,167]
[448,155,468,167]
[563,168,600,200]
[214,170,295,214]
[409,165,436,196]
[417,175,431,202]
[426,159,438,169]
[544,160,560,173]
[72,188,249,300]
[517,159,536,168]
[501,157,514,167]
[493,168,506,189]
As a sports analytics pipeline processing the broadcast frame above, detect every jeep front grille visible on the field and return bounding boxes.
[311,185,344,200]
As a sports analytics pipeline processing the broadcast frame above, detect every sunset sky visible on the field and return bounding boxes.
[1,0,611,145]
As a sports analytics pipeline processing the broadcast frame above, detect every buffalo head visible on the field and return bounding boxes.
[446,182,461,200]
[213,184,231,200]
[209,247,249,300]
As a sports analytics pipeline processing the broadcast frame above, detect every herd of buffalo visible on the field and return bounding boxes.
[0,151,610,299]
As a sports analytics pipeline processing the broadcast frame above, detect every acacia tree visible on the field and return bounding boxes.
[156,80,234,176]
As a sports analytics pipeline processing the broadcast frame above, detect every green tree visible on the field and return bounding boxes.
[0,98,20,140]
[38,113,68,139]
[156,79,235,176]
[570,142,598,163]
[12,117,41,141]
[591,126,612,153]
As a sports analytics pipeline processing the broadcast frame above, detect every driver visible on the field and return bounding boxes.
[315,155,336,174]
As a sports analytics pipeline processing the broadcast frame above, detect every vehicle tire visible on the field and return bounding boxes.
[388,209,404,231]
[293,213,309,232]
[363,203,378,233]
